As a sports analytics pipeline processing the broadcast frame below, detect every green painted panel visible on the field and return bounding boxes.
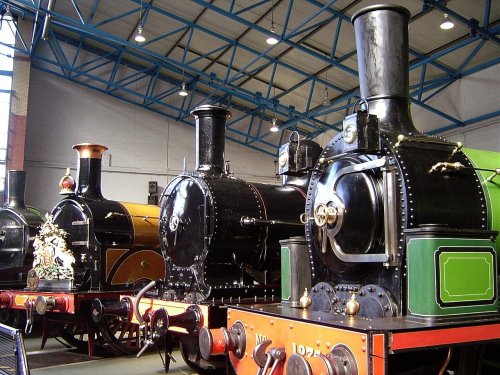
[281,246,291,301]
[407,237,498,317]
[462,148,500,240]
[407,239,436,313]
[438,251,495,304]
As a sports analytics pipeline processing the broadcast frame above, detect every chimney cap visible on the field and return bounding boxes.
[351,4,410,24]
[72,143,108,159]
[190,105,231,119]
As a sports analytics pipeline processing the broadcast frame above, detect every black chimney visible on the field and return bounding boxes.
[190,105,231,174]
[351,5,419,134]
[73,143,108,199]
[7,170,27,209]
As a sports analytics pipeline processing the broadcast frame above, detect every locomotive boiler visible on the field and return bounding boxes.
[0,170,44,289]
[201,5,500,374]
[93,105,322,372]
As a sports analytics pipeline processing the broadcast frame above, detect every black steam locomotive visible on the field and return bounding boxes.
[0,171,44,326]
[0,171,44,290]
[0,144,165,355]
[201,5,500,374]
[50,143,165,292]
[93,105,322,372]
[303,4,496,319]
[159,105,321,302]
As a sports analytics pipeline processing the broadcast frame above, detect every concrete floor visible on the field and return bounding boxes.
[23,333,200,375]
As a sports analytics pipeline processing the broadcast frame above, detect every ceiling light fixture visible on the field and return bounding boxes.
[0,5,13,29]
[134,25,146,42]
[270,86,279,132]
[178,42,190,97]
[322,56,329,106]
[3,5,12,20]
[440,13,454,30]
[270,116,279,132]
[134,0,146,43]
[179,81,189,97]
[266,0,279,45]
[322,87,329,106]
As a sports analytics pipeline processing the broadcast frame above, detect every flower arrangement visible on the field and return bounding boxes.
[32,214,76,280]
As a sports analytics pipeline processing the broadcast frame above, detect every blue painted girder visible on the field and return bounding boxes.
[1,0,499,156]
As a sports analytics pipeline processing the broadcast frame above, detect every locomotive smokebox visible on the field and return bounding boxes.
[191,105,231,174]
[73,143,108,199]
[352,5,418,134]
[7,170,27,209]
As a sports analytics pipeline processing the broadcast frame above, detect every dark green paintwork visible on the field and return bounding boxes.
[407,237,498,316]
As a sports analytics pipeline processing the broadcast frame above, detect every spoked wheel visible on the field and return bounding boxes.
[179,335,227,375]
[58,320,90,352]
[40,314,96,356]
[455,343,500,375]
[97,316,143,355]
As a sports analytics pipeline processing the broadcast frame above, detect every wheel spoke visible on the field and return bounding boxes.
[96,316,144,355]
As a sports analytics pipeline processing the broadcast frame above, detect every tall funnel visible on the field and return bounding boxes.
[73,143,108,199]
[7,170,27,209]
[351,5,418,134]
[190,105,231,174]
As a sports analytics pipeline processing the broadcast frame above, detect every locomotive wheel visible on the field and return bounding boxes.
[97,316,142,355]
[456,343,500,374]
[44,314,100,355]
[58,320,91,352]
[179,335,227,374]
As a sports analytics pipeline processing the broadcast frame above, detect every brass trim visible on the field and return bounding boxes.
[72,143,108,159]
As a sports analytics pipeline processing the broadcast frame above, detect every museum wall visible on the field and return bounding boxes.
[24,70,279,213]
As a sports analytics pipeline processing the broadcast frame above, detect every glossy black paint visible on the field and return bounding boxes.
[158,105,320,303]
[0,171,44,288]
[305,131,486,316]
[303,4,488,319]
[5,170,27,209]
[51,196,133,291]
[51,149,150,291]
[192,105,230,173]
[395,141,484,230]
[160,173,306,301]
[76,158,104,199]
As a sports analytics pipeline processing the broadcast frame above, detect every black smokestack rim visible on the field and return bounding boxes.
[6,170,27,209]
[190,105,232,174]
[72,143,108,199]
